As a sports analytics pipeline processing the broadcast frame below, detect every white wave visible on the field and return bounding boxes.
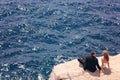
[38,74,44,80]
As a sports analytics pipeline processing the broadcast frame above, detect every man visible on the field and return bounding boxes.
[78,51,101,73]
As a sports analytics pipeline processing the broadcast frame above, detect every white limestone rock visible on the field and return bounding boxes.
[49,54,120,80]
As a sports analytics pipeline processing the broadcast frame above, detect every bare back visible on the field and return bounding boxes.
[101,58,109,67]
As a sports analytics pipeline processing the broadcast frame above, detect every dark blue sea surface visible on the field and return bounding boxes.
[0,0,120,80]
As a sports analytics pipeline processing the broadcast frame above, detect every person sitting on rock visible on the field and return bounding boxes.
[101,50,111,72]
[78,51,101,73]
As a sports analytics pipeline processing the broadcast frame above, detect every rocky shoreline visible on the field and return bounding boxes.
[49,54,120,80]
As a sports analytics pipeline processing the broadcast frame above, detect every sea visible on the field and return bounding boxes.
[0,0,120,80]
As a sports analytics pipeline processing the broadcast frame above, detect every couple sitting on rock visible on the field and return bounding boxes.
[78,50,110,74]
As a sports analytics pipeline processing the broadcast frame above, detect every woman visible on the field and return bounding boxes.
[101,50,110,72]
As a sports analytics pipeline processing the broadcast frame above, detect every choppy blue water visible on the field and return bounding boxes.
[0,0,120,80]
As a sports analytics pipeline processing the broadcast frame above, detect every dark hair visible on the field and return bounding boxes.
[91,51,96,56]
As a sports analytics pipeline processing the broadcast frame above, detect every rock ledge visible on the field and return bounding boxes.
[49,54,120,80]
